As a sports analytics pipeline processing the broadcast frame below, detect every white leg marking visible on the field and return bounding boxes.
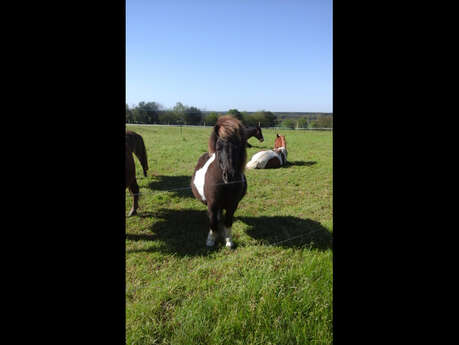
[224,226,233,248]
[206,229,216,247]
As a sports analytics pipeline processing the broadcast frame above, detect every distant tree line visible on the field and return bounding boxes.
[279,115,333,129]
[126,102,203,125]
[126,101,332,128]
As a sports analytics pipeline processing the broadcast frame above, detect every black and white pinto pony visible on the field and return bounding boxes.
[246,134,288,169]
[245,123,264,148]
[191,115,248,248]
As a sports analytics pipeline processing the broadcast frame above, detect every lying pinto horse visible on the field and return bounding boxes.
[126,130,149,177]
[191,115,248,248]
[245,123,264,148]
[125,142,139,216]
[246,134,287,169]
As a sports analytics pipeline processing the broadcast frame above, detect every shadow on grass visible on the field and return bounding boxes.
[126,209,332,256]
[285,161,317,167]
[247,144,270,149]
[147,175,194,198]
[127,209,212,257]
[239,216,332,251]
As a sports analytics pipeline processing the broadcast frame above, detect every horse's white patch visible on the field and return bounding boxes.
[193,153,215,201]
[224,226,233,248]
[246,149,283,169]
[206,229,216,247]
[277,147,288,163]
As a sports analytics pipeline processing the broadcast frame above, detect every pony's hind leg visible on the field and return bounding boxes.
[127,181,139,217]
[206,206,220,247]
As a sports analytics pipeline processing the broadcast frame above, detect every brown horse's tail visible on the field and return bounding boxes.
[134,134,149,177]
[209,115,247,183]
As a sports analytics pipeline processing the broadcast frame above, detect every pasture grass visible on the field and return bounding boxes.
[126,125,333,345]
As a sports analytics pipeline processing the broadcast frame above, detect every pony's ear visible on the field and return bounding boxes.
[276,133,280,137]
[214,125,220,137]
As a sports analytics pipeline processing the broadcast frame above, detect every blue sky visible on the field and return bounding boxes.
[126,0,332,112]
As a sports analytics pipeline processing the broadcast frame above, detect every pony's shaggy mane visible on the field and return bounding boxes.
[208,115,245,153]
[208,115,247,183]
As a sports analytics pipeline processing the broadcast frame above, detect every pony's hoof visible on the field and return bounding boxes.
[225,241,234,249]
[206,240,215,247]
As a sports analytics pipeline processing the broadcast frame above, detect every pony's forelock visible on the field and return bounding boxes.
[210,115,247,183]
[216,115,243,141]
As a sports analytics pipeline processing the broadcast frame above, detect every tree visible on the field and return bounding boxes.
[158,110,179,124]
[262,111,276,127]
[241,112,252,126]
[183,106,203,125]
[297,117,309,128]
[311,115,333,128]
[129,101,162,123]
[173,102,187,114]
[205,112,219,126]
[281,119,296,129]
[172,102,187,123]
[137,101,161,123]
[132,106,148,123]
[227,109,243,121]
[246,110,277,127]
[126,104,134,123]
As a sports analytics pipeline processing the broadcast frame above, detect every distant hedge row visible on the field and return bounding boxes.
[126,102,332,128]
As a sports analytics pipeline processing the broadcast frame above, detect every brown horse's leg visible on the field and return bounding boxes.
[127,181,139,217]
[136,150,148,177]
[206,205,220,247]
[223,206,236,248]
[135,137,148,177]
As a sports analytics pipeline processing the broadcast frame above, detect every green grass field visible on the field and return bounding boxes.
[126,125,333,345]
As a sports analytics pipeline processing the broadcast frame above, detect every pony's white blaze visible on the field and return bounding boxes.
[246,149,284,169]
[193,153,216,201]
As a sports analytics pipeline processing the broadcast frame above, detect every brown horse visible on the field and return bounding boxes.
[246,134,287,169]
[125,142,139,217]
[126,130,149,177]
[191,115,248,248]
[245,123,264,148]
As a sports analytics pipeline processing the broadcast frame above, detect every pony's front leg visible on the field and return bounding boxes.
[206,206,220,247]
[223,207,236,248]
